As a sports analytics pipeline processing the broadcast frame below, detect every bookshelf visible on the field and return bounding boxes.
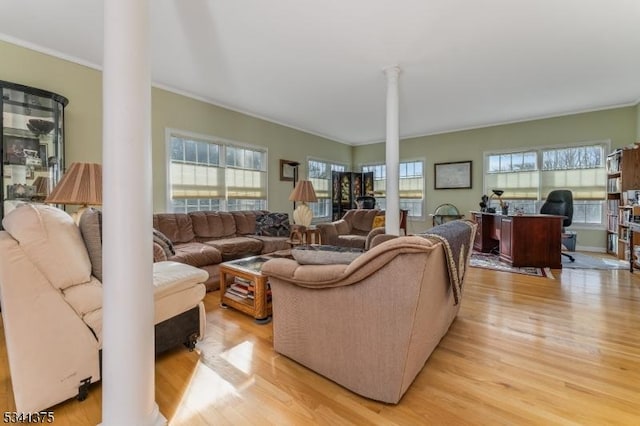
[606,146,640,266]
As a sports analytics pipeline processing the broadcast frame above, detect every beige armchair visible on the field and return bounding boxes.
[262,221,476,403]
[317,209,380,249]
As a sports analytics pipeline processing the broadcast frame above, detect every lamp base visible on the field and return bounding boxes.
[293,203,313,227]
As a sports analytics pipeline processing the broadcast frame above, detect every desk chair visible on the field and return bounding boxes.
[540,189,575,262]
[356,195,376,209]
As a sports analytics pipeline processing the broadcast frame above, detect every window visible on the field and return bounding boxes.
[484,142,607,226]
[308,158,346,220]
[361,160,424,218]
[167,130,267,213]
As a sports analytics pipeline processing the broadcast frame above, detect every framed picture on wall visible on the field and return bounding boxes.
[280,159,299,181]
[434,161,472,189]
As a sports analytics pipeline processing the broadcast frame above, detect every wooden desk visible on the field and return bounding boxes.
[471,211,564,269]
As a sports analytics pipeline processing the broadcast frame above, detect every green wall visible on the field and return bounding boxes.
[353,107,638,250]
[0,40,350,214]
[3,39,639,250]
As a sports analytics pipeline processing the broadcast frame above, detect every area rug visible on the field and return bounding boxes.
[469,252,553,278]
[561,252,628,270]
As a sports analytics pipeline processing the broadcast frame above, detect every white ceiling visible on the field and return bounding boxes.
[1,0,639,145]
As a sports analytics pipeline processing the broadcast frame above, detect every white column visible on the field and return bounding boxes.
[384,66,401,235]
[101,0,164,425]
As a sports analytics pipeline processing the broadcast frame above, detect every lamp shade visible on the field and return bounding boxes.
[288,180,317,202]
[32,176,50,195]
[45,162,102,206]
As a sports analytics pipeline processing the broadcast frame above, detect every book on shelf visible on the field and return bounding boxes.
[226,288,249,299]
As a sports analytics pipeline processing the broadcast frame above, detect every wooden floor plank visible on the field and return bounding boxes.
[1,258,640,424]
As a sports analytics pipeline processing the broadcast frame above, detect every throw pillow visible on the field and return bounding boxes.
[153,228,175,257]
[78,207,103,281]
[292,245,363,265]
[255,212,290,237]
[372,215,385,228]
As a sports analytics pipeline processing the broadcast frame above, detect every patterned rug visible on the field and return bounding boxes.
[469,252,553,278]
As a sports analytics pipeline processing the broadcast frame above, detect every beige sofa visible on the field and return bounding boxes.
[0,204,208,412]
[153,210,292,291]
[262,221,476,403]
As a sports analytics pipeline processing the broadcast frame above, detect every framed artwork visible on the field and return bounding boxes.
[3,135,40,165]
[280,159,298,181]
[434,161,472,189]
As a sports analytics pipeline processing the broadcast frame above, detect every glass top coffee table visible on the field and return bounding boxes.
[219,254,284,324]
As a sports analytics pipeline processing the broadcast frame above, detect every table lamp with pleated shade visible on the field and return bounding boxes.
[288,180,317,226]
[45,162,102,223]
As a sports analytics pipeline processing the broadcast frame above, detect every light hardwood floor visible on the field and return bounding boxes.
[1,262,640,425]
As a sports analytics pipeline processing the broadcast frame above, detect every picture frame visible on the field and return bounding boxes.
[280,159,298,181]
[3,135,40,165]
[434,160,472,189]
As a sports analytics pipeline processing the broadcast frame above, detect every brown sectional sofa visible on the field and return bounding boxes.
[153,210,291,291]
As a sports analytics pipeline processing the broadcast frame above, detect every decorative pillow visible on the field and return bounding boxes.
[292,245,363,265]
[372,215,385,228]
[255,212,290,237]
[153,228,175,257]
[78,207,103,281]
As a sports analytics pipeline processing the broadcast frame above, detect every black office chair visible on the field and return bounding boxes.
[540,189,575,262]
[355,196,376,209]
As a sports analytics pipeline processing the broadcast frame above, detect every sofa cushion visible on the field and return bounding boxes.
[62,276,103,317]
[205,236,263,260]
[337,235,368,249]
[292,245,363,265]
[78,207,103,281]
[170,242,222,267]
[348,209,379,233]
[231,211,261,235]
[153,213,195,244]
[255,212,290,237]
[251,235,291,254]
[189,211,236,239]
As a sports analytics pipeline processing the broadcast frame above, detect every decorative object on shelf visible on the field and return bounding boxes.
[490,189,508,214]
[479,194,489,212]
[45,162,102,223]
[289,180,317,226]
[431,203,464,226]
[434,160,472,189]
[26,119,55,136]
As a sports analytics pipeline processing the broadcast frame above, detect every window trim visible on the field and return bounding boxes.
[359,157,426,220]
[482,139,610,230]
[306,156,348,222]
[165,128,269,212]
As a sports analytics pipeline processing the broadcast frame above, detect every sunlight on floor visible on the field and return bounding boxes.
[220,340,255,375]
